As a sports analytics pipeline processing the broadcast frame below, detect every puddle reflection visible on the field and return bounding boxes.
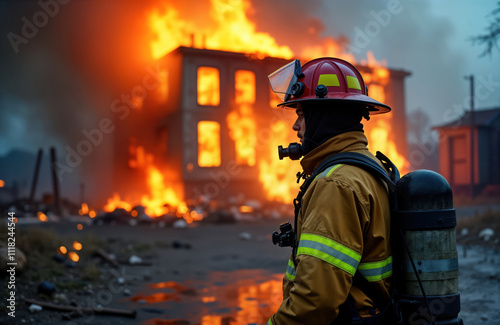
[136,269,283,325]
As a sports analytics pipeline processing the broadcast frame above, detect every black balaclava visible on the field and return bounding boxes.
[302,103,365,155]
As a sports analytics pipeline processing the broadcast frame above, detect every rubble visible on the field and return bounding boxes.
[479,228,495,241]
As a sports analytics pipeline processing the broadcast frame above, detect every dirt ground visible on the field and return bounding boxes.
[2,217,499,324]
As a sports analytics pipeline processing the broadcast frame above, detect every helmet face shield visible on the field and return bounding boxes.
[268,60,303,102]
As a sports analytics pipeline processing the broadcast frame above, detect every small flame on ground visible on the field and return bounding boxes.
[77,224,83,230]
[59,246,67,255]
[79,203,89,215]
[68,252,79,262]
[104,193,133,213]
[0,179,4,187]
[37,212,48,222]
[239,205,253,213]
[73,241,83,251]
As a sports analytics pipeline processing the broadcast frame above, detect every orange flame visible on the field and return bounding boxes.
[0,179,4,187]
[104,193,133,212]
[37,211,48,222]
[150,0,293,60]
[258,120,300,203]
[198,121,221,167]
[59,246,67,255]
[136,1,409,207]
[227,70,257,166]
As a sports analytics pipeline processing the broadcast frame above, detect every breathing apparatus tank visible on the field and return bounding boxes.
[395,170,463,325]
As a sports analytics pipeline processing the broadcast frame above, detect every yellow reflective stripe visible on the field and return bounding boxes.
[318,74,340,87]
[298,233,361,275]
[358,256,393,282]
[314,164,342,181]
[346,75,361,90]
[285,258,296,281]
[326,164,342,177]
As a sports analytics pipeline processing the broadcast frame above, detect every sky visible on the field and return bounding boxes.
[0,0,498,202]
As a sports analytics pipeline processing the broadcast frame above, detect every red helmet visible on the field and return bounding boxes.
[269,57,391,114]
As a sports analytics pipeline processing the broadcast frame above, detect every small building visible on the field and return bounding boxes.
[434,107,500,196]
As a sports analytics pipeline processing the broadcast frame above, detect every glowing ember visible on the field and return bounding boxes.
[0,179,4,187]
[79,203,89,215]
[37,212,48,222]
[198,121,221,167]
[77,224,83,231]
[73,241,83,251]
[89,210,96,219]
[68,252,79,262]
[59,246,67,255]
[239,205,253,213]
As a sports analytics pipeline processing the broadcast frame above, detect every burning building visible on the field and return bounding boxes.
[106,45,411,218]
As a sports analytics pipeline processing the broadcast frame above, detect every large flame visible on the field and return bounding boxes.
[149,0,293,60]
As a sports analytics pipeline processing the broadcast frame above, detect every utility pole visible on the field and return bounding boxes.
[464,75,475,197]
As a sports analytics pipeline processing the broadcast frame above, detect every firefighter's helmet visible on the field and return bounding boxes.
[268,57,391,114]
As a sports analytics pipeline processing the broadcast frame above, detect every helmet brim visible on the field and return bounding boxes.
[278,94,391,114]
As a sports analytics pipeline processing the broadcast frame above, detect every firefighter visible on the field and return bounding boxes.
[267,58,393,324]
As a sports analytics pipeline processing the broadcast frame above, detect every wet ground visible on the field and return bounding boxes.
[3,215,500,324]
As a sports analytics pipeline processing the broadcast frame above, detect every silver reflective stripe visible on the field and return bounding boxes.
[285,258,296,281]
[298,234,361,275]
[404,258,458,273]
[358,256,393,282]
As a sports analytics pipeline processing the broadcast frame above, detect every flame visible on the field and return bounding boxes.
[0,179,4,187]
[150,0,293,60]
[37,211,48,222]
[104,141,195,221]
[59,246,67,255]
[77,224,83,230]
[198,121,221,167]
[104,193,133,212]
[239,205,253,213]
[135,2,410,207]
[258,120,299,203]
[89,210,96,218]
[140,164,183,216]
[198,67,220,106]
[227,70,257,166]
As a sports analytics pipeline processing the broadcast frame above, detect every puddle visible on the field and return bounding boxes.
[132,269,283,325]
